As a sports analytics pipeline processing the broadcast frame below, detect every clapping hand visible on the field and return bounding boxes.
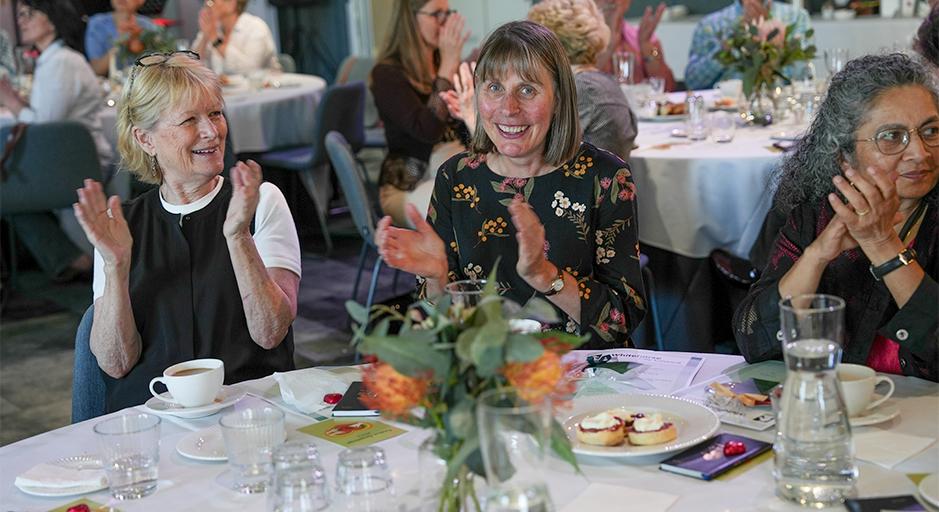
[508,196,551,289]
[224,160,263,239]
[198,7,218,42]
[439,62,476,133]
[437,13,470,82]
[74,179,133,269]
[376,204,448,282]
[828,164,902,250]
[638,3,666,46]
[742,0,770,23]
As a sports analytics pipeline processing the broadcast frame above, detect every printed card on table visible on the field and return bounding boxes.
[298,419,406,448]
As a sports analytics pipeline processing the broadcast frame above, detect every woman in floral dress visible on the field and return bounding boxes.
[376,21,646,349]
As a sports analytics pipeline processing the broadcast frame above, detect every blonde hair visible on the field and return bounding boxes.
[116,54,224,184]
[527,0,610,66]
[375,0,436,93]
[471,21,581,167]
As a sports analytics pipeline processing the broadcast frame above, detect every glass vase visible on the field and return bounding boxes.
[418,432,481,512]
[743,86,776,126]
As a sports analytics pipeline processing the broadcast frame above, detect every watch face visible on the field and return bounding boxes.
[551,278,564,291]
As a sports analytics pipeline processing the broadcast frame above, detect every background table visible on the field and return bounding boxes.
[1,353,935,511]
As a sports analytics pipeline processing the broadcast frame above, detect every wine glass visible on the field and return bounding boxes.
[824,48,849,78]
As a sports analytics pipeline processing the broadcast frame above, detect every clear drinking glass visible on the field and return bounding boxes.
[612,50,635,85]
[334,447,396,511]
[445,279,486,322]
[685,95,708,141]
[477,388,554,512]
[219,407,286,494]
[708,111,736,143]
[268,441,330,512]
[93,413,161,500]
[774,294,857,507]
[824,48,850,78]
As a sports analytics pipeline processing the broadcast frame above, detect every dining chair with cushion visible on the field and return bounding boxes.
[335,54,385,149]
[639,253,665,351]
[254,81,367,254]
[72,304,107,423]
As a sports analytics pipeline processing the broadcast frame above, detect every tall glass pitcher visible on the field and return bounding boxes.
[774,294,856,507]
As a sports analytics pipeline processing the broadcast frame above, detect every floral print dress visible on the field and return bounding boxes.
[424,141,646,349]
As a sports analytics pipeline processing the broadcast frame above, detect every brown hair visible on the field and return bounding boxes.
[375,0,436,93]
[470,20,581,166]
[116,55,223,184]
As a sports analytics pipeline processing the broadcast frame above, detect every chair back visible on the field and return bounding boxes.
[0,122,103,215]
[325,131,376,245]
[336,55,378,128]
[72,304,107,423]
[277,53,297,73]
[309,81,366,168]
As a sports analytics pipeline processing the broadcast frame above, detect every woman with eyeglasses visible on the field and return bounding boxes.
[72,53,301,411]
[371,0,470,227]
[734,53,939,382]
[0,0,112,283]
[192,0,279,76]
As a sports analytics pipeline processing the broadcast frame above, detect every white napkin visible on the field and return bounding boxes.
[273,368,357,414]
[560,483,678,512]
[854,430,936,469]
[14,462,107,490]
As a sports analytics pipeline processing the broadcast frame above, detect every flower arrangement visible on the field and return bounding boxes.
[346,271,583,511]
[715,15,816,100]
[113,25,175,68]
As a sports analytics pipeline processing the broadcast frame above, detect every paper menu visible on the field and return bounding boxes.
[563,348,706,395]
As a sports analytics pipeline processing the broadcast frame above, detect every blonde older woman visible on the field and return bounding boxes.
[377,21,646,349]
[73,52,301,411]
[192,0,280,75]
[529,0,636,160]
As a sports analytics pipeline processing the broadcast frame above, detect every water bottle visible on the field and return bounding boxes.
[774,294,857,507]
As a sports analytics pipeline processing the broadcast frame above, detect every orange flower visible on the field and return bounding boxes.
[502,350,566,403]
[360,362,431,417]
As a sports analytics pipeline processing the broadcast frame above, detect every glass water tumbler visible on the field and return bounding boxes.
[774,294,857,507]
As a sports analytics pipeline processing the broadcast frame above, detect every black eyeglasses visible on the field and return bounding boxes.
[856,123,939,155]
[127,50,200,95]
[416,8,455,23]
[16,6,35,20]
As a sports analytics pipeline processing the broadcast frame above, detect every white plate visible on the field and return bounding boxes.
[177,426,227,462]
[639,114,688,123]
[849,400,900,427]
[144,386,245,418]
[562,394,720,458]
[15,456,107,497]
[920,473,939,508]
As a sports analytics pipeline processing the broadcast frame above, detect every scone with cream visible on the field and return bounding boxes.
[576,411,625,446]
[627,413,677,445]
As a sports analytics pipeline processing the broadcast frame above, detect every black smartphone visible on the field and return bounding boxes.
[331,381,380,417]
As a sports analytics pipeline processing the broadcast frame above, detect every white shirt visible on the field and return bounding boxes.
[18,40,112,169]
[193,13,280,76]
[92,177,301,300]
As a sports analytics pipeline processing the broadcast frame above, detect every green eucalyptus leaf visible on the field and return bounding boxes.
[550,419,581,473]
[470,321,508,377]
[515,297,560,324]
[446,434,482,480]
[359,332,451,379]
[446,399,475,439]
[505,333,544,363]
[345,301,369,326]
[455,326,479,365]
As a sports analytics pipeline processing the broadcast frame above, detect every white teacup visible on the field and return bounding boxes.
[717,78,743,99]
[837,363,895,417]
[149,358,224,408]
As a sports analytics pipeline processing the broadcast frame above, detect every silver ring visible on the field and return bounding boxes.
[106,208,113,219]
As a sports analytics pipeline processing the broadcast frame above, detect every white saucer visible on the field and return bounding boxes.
[919,474,939,507]
[848,401,900,427]
[15,456,107,497]
[177,426,227,462]
[144,386,245,418]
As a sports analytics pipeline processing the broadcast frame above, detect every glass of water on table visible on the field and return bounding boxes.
[93,413,161,500]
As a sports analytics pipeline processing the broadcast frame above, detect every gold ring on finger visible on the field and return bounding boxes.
[856,209,871,216]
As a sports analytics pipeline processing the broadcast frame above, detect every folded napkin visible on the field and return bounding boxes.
[854,430,935,469]
[14,462,107,490]
[560,483,678,512]
[273,368,357,414]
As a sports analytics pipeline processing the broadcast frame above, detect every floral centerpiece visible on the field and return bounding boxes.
[715,15,815,123]
[112,25,175,74]
[346,271,583,511]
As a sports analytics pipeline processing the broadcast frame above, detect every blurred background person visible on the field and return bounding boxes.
[595,0,675,91]
[192,0,279,75]
[75,53,301,410]
[84,0,157,76]
[371,0,470,227]
[734,53,938,381]
[685,0,812,91]
[916,4,939,74]
[528,0,637,161]
[0,0,111,282]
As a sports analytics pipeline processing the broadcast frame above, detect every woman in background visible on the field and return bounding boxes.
[0,0,111,282]
[192,0,280,75]
[594,0,675,91]
[371,0,470,227]
[85,0,157,76]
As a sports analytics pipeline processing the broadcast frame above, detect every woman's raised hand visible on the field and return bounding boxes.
[376,203,448,281]
[828,164,902,250]
[437,12,470,82]
[638,3,666,46]
[73,179,133,269]
[224,160,263,239]
[439,62,476,132]
[508,196,551,289]
[198,7,218,42]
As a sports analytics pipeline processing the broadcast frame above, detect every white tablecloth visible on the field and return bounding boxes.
[630,91,791,259]
[1,351,935,511]
[98,73,327,155]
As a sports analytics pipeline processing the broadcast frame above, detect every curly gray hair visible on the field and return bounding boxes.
[773,52,939,212]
